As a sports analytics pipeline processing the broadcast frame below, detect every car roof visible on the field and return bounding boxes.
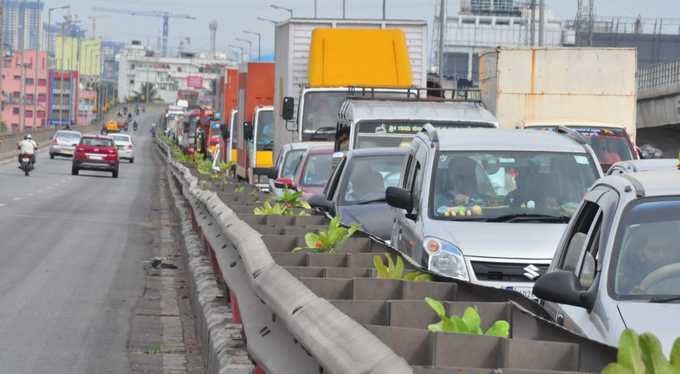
[284,142,333,151]
[608,159,677,175]
[55,130,81,135]
[304,145,335,155]
[425,128,588,153]
[524,121,626,129]
[341,100,498,125]
[603,171,680,198]
[346,147,409,158]
[82,134,113,140]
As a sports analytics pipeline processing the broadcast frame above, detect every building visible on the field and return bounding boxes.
[433,0,571,84]
[0,50,49,131]
[2,0,43,52]
[47,70,78,127]
[117,41,234,104]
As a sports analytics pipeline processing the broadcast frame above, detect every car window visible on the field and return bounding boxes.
[281,150,305,179]
[111,135,131,143]
[56,132,80,142]
[559,201,600,273]
[81,138,114,147]
[611,197,680,299]
[341,155,403,204]
[301,154,333,187]
[430,151,598,221]
[325,157,346,200]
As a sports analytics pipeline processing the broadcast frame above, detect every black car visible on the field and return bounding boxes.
[309,147,407,241]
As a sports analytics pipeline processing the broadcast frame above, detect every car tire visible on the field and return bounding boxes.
[129,158,134,164]
[50,154,55,159]
[112,169,119,178]
[71,166,79,175]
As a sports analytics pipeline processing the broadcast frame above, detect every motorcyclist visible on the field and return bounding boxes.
[133,121,138,131]
[17,134,38,167]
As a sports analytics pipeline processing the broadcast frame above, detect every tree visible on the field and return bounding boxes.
[130,83,162,103]
[0,120,7,134]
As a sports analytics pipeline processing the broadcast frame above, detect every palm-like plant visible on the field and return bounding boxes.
[130,83,162,103]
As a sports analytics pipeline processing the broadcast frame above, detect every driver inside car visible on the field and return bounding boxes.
[436,156,485,207]
[618,232,677,295]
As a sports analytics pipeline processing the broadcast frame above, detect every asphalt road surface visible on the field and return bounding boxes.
[0,112,163,373]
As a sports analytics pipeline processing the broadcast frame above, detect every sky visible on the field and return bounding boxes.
[47,0,680,56]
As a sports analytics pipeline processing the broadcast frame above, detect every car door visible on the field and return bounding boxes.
[544,186,618,340]
[397,143,427,264]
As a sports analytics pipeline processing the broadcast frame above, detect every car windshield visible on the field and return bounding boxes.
[57,132,80,142]
[256,110,274,148]
[301,153,333,187]
[301,92,348,133]
[431,151,599,221]
[281,149,305,179]
[111,135,130,143]
[81,138,113,147]
[531,126,634,167]
[341,155,404,204]
[611,198,680,299]
[354,120,495,149]
[230,111,239,147]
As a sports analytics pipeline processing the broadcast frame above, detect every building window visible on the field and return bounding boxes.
[38,79,47,86]
[25,78,34,85]
[12,107,20,114]
[26,94,34,102]
[177,67,182,72]
[13,75,21,80]
[37,111,46,119]
[12,91,20,98]
[38,94,47,102]
[25,111,33,118]
[130,80,135,85]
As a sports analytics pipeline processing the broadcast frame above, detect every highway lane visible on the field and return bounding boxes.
[0,113,163,373]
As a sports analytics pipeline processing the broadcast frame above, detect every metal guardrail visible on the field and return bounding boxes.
[158,141,617,374]
[638,60,680,90]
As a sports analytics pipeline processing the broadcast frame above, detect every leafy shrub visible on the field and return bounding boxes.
[273,188,311,211]
[603,329,680,374]
[425,297,510,338]
[373,253,432,282]
[292,215,361,254]
[253,201,288,216]
[252,188,311,216]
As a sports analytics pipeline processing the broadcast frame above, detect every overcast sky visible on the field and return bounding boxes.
[51,0,680,55]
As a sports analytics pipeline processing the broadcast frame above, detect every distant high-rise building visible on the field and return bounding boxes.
[2,0,44,51]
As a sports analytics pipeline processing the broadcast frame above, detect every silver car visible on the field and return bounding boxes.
[110,133,135,163]
[607,158,678,175]
[49,130,81,159]
[386,126,602,298]
[535,171,680,354]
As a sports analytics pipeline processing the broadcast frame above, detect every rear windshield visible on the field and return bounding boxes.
[301,153,333,187]
[81,138,114,147]
[110,135,131,143]
[56,132,80,141]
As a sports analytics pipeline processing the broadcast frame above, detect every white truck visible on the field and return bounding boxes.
[479,47,638,171]
[272,18,428,158]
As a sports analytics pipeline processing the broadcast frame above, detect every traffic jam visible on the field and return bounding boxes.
[160,21,680,366]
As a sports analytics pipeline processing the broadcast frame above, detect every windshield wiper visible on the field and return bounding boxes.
[355,198,387,205]
[648,296,680,303]
[487,213,570,223]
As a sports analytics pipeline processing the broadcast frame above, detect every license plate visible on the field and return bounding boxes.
[88,154,103,160]
[22,157,30,162]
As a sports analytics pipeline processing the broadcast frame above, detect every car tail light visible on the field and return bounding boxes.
[127,144,132,150]
[52,138,59,145]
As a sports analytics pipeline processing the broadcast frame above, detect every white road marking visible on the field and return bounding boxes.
[0,203,6,207]
[13,197,21,201]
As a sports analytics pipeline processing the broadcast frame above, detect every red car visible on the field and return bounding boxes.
[294,145,335,200]
[72,135,120,178]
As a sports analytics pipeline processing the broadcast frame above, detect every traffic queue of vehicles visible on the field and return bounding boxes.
[157,19,680,350]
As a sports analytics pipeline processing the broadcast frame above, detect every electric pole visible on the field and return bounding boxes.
[538,0,545,47]
[438,0,446,81]
[529,0,536,46]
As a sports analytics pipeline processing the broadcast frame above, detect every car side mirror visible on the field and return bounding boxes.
[309,194,333,212]
[386,187,413,213]
[274,177,296,190]
[534,270,591,309]
[282,97,295,121]
[243,122,253,140]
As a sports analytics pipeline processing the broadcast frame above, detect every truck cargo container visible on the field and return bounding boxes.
[273,18,428,158]
[235,62,275,184]
[479,47,638,171]
[222,68,240,163]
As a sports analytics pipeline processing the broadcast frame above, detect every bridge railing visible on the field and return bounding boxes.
[639,60,680,91]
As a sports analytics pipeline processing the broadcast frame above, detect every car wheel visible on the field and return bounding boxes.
[129,158,134,164]
[50,154,55,159]
[71,166,79,175]
[112,169,119,178]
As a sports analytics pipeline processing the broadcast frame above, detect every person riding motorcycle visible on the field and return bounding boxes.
[133,121,138,131]
[17,134,38,167]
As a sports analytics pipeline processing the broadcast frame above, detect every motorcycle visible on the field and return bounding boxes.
[133,122,138,131]
[19,154,34,176]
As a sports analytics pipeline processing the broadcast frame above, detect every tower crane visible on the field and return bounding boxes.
[92,7,196,56]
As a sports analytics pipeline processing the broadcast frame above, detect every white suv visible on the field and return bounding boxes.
[386,126,602,297]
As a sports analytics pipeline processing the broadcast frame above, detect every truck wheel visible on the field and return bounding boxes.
[129,158,134,164]
[112,169,119,178]
[50,154,55,159]
[71,166,79,176]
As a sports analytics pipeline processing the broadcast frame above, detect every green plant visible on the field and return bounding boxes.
[273,188,311,211]
[235,186,246,193]
[424,297,510,338]
[603,329,680,374]
[292,215,361,254]
[373,253,432,282]
[253,200,288,216]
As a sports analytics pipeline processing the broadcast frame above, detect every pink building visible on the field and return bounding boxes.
[77,88,96,126]
[0,51,49,132]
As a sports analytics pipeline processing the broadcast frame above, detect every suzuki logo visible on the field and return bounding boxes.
[523,264,541,281]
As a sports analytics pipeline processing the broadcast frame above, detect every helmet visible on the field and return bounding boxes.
[25,134,32,140]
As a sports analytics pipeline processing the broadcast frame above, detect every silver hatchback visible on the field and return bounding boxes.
[49,130,82,159]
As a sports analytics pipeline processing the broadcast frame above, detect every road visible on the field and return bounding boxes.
[0,112,164,373]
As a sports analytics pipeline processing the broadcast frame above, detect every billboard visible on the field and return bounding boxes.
[187,75,204,89]
[55,37,102,76]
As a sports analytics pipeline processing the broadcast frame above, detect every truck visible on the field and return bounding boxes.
[235,62,275,184]
[479,47,638,171]
[222,68,240,163]
[273,18,428,158]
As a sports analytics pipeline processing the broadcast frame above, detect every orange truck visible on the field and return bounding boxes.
[223,68,240,163]
[235,62,275,184]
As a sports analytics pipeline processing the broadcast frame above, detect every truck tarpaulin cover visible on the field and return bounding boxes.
[187,76,204,89]
[307,28,413,88]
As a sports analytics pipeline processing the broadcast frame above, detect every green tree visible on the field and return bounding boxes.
[130,83,162,103]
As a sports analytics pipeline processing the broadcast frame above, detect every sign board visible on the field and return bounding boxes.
[186,76,204,89]
[176,99,189,108]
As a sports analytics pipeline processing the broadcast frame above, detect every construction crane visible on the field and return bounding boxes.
[92,7,196,56]
[209,20,218,59]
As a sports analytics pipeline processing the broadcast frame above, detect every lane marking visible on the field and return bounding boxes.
[0,203,6,207]
[13,197,21,201]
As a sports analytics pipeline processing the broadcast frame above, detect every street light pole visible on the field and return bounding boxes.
[235,38,252,61]
[228,45,244,64]
[243,31,261,62]
[47,5,69,69]
[382,0,387,20]
[257,16,278,25]
[270,4,293,17]
[342,0,346,19]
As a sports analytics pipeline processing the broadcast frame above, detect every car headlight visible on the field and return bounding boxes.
[423,237,469,281]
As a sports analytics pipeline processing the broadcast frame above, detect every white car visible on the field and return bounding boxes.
[110,133,135,163]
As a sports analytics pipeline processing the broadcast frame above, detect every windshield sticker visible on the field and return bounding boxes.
[574,155,589,165]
